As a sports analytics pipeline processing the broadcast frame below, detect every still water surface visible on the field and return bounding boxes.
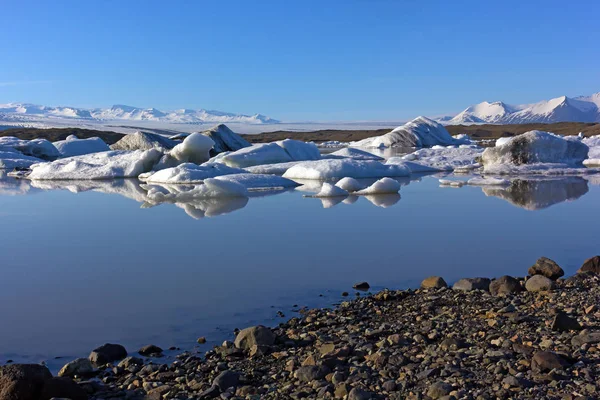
[0,172,598,370]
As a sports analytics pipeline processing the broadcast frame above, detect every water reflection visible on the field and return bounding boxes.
[482,177,589,210]
[364,193,401,208]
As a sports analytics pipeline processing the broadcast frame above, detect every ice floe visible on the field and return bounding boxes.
[212,173,299,191]
[169,132,215,165]
[212,140,320,168]
[354,177,401,195]
[466,177,510,186]
[324,147,383,161]
[308,182,349,198]
[110,131,176,151]
[202,124,251,154]
[282,159,410,180]
[53,135,110,157]
[352,117,461,148]
[439,179,465,187]
[335,177,365,192]
[244,161,304,175]
[482,131,590,175]
[139,163,246,184]
[582,135,600,166]
[0,146,44,169]
[27,149,163,180]
[0,136,60,159]
[388,146,483,172]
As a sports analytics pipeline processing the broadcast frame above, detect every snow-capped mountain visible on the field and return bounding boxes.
[0,103,279,124]
[447,93,600,125]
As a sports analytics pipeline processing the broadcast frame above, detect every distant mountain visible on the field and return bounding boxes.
[0,103,279,124]
[446,93,600,125]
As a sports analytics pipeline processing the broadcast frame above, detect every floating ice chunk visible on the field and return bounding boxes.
[53,135,110,157]
[583,135,600,166]
[335,177,365,192]
[325,148,383,161]
[482,131,588,175]
[0,147,44,169]
[27,149,162,180]
[439,179,465,187]
[495,137,512,146]
[0,136,60,159]
[277,139,320,161]
[111,131,176,151]
[139,163,246,184]
[146,178,248,202]
[282,159,410,180]
[170,132,215,164]
[214,173,299,190]
[202,124,251,154]
[393,147,483,171]
[354,177,401,195]
[453,134,472,145]
[244,161,304,175]
[385,158,442,173]
[467,177,510,186]
[214,139,319,168]
[308,182,349,198]
[352,117,457,148]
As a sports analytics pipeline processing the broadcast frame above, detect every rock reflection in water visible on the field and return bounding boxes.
[482,177,589,210]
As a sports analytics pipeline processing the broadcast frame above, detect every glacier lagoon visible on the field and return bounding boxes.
[0,171,599,371]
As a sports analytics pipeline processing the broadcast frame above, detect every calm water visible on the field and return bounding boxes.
[1,171,599,370]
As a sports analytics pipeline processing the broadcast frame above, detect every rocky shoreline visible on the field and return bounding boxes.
[2,256,600,400]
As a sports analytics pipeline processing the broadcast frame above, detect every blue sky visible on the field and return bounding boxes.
[2,0,599,121]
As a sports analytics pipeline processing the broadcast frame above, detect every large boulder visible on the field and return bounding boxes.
[110,131,176,152]
[89,343,127,365]
[452,278,491,291]
[39,377,87,400]
[201,124,251,155]
[420,276,448,289]
[528,257,564,280]
[234,326,276,350]
[57,358,94,378]
[482,130,588,174]
[489,276,523,296]
[0,364,52,400]
[578,256,600,274]
[525,275,556,292]
[531,351,571,373]
[212,370,241,391]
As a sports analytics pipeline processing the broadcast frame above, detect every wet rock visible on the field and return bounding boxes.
[294,365,330,382]
[452,277,490,291]
[234,325,276,350]
[213,370,240,391]
[525,275,556,292]
[40,377,87,400]
[420,276,448,289]
[138,344,163,356]
[551,311,582,332]
[571,330,600,346]
[197,337,207,344]
[490,275,523,295]
[88,343,127,365]
[528,257,564,280]
[353,282,370,290]
[147,385,171,400]
[578,256,600,274]
[57,358,94,378]
[117,356,144,369]
[347,387,373,400]
[531,351,571,372]
[426,381,453,399]
[0,364,52,400]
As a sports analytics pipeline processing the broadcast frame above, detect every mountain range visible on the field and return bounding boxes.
[0,103,279,124]
[443,93,600,125]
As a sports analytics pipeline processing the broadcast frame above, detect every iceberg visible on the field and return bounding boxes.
[169,132,215,165]
[0,136,60,160]
[27,149,162,180]
[214,173,298,191]
[325,148,384,161]
[467,177,510,186]
[352,117,457,148]
[244,161,304,175]
[482,131,589,174]
[201,124,251,154]
[387,146,483,172]
[282,159,410,180]
[308,182,349,198]
[0,146,44,169]
[213,139,320,168]
[439,179,465,187]
[110,131,176,151]
[53,135,110,157]
[354,177,401,195]
[335,177,365,192]
[139,163,246,184]
[582,135,600,166]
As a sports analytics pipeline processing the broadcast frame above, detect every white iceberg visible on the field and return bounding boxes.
[213,139,320,168]
[0,136,60,159]
[139,163,246,184]
[352,117,457,148]
[307,182,349,198]
[582,135,600,166]
[110,131,176,151]
[467,177,510,186]
[213,173,299,191]
[169,132,215,165]
[388,146,483,171]
[202,124,251,154]
[325,148,383,161]
[53,135,110,157]
[354,177,401,194]
[244,161,304,175]
[335,177,365,192]
[27,149,162,180]
[439,179,465,187]
[482,130,589,175]
[0,147,44,169]
[282,159,410,180]
[385,158,443,173]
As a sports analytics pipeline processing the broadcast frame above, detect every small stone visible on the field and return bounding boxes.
[197,337,207,344]
[420,276,448,289]
[58,358,94,378]
[528,257,564,280]
[117,356,144,369]
[138,345,163,356]
[294,365,330,382]
[427,381,453,399]
[578,255,600,274]
[234,326,276,350]
[147,385,171,400]
[531,351,571,372]
[490,276,523,296]
[347,387,373,400]
[551,312,582,332]
[353,282,370,290]
[525,275,556,292]
[452,277,491,291]
[213,370,240,391]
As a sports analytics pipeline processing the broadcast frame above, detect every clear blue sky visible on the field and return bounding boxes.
[2,0,599,121]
